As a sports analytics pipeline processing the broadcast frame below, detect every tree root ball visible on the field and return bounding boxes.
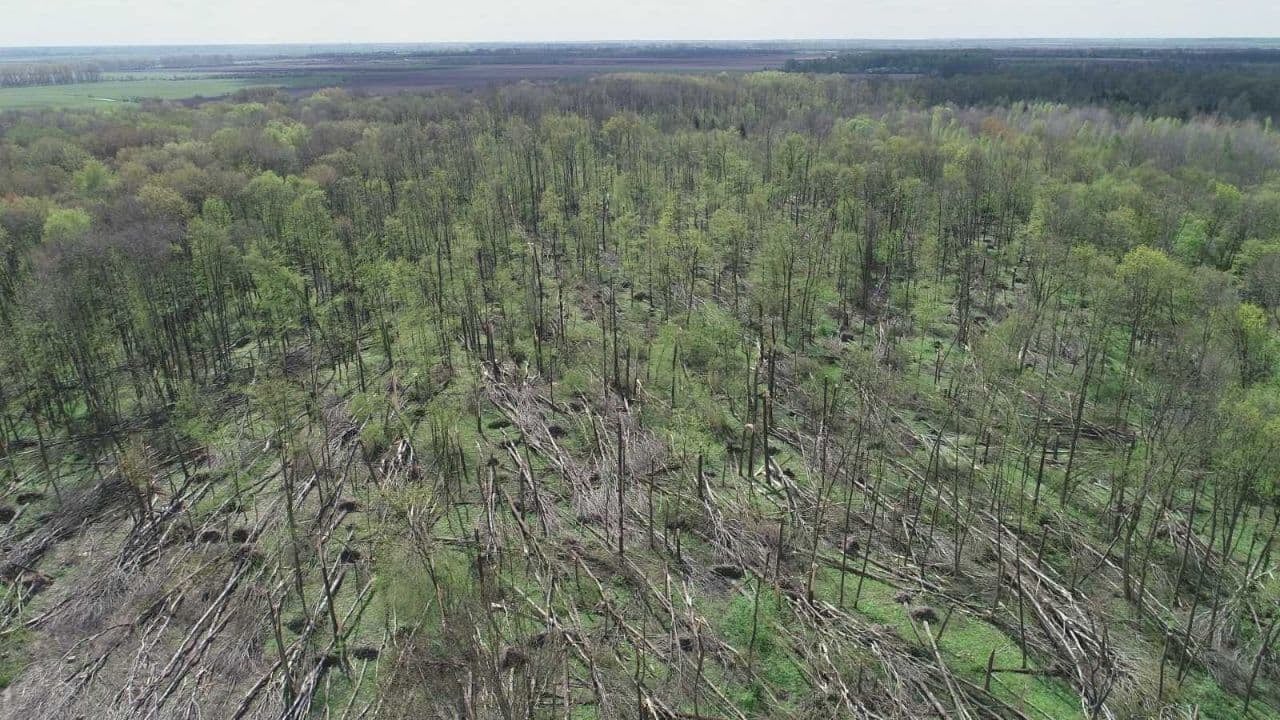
[500,647,528,669]
[18,571,53,594]
[351,646,380,661]
[710,564,745,579]
[909,605,940,624]
[840,535,860,556]
[233,543,264,563]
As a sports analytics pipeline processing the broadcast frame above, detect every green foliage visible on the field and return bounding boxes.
[1217,385,1280,502]
[40,207,91,244]
[71,159,115,198]
[138,183,192,221]
[1174,214,1210,266]
[1233,302,1276,383]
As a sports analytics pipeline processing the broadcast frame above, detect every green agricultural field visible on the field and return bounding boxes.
[0,75,261,109]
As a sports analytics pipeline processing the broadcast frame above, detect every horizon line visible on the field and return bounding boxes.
[3,36,1280,51]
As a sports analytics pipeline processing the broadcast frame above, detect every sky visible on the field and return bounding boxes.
[2,0,1280,47]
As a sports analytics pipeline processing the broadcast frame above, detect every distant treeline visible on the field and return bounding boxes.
[788,50,1000,76]
[300,45,784,66]
[131,54,237,70]
[785,49,1280,121]
[0,55,237,88]
[0,63,103,88]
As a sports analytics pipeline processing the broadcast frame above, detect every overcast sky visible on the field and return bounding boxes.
[3,0,1280,47]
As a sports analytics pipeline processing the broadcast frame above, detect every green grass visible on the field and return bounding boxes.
[0,628,31,689]
[1177,672,1280,720]
[814,569,1085,719]
[0,76,262,110]
[719,585,808,713]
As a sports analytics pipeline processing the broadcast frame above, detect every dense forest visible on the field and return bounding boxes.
[0,71,1279,720]
[786,49,1280,122]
